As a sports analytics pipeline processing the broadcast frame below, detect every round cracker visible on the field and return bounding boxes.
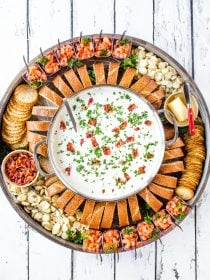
[9,133,28,150]
[13,84,38,106]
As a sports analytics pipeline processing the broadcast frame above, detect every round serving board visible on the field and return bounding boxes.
[0,34,209,253]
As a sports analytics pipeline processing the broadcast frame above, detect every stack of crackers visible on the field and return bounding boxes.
[1,84,38,150]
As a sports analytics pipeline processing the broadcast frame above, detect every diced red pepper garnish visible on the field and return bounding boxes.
[138,166,146,174]
[126,136,135,142]
[124,173,131,181]
[64,167,71,176]
[80,138,84,146]
[103,146,111,155]
[91,136,99,147]
[145,120,152,126]
[86,132,93,138]
[132,148,139,158]
[119,121,127,130]
[128,103,137,111]
[112,127,120,134]
[104,104,113,113]
[60,121,66,131]
[117,177,125,184]
[88,97,94,106]
[88,119,97,126]
[115,139,124,148]
[67,142,75,153]
[134,127,140,131]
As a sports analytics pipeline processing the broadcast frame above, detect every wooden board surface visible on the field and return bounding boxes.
[0,0,210,280]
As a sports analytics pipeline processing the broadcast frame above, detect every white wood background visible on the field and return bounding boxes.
[0,0,210,279]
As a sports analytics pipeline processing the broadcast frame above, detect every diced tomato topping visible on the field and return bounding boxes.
[86,132,93,138]
[124,173,131,181]
[104,104,113,113]
[112,127,120,134]
[103,147,111,155]
[91,136,99,147]
[115,139,124,148]
[134,127,140,131]
[128,103,137,111]
[88,119,97,126]
[88,97,94,106]
[119,121,127,130]
[67,142,75,153]
[64,167,71,176]
[138,166,146,174]
[145,120,152,126]
[126,136,135,142]
[60,121,66,131]
[132,148,139,158]
[80,138,84,146]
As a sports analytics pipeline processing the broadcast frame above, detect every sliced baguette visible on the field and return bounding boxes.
[65,194,85,216]
[152,99,162,110]
[164,124,175,140]
[27,131,46,143]
[107,62,120,85]
[100,202,116,229]
[93,63,106,85]
[47,180,67,196]
[29,141,47,157]
[26,121,50,132]
[119,68,136,88]
[139,188,163,212]
[117,199,129,227]
[39,86,63,107]
[148,183,174,200]
[89,202,105,229]
[153,174,177,188]
[32,106,57,117]
[64,69,83,92]
[140,80,158,97]
[56,189,75,209]
[80,200,96,226]
[164,147,184,161]
[128,195,141,222]
[45,176,59,187]
[146,89,165,103]
[130,75,150,93]
[39,157,54,174]
[159,161,185,174]
[166,137,185,150]
[52,75,73,97]
[76,65,92,88]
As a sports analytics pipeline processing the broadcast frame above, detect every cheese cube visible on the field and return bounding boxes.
[168,97,188,122]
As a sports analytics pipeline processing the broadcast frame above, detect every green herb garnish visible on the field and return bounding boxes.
[88,69,96,83]
[179,126,188,135]
[105,244,115,253]
[120,54,138,69]
[175,212,185,221]
[151,229,159,240]
[66,229,86,244]
[29,80,45,88]
[144,215,153,224]
[82,37,91,45]
[119,38,130,46]
[100,49,108,56]
[124,226,134,235]
[94,147,102,157]
[68,57,83,68]
[37,56,49,65]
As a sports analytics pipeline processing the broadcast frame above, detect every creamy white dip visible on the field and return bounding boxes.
[49,86,164,200]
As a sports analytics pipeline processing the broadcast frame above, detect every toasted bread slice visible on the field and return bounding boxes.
[47,180,67,196]
[119,68,136,88]
[146,89,165,103]
[39,157,54,174]
[140,80,158,97]
[130,75,150,93]
[77,65,92,88]
[64,69,83,92]
[117,199,129,227]
[107,62,120,85]
[128,195,141,222]
[93,63,106,85]
[39,86,63,107]
[52,75,73,97]
[32,106,57,117]
[29,141,47,157]
[65,194,85,216]
[148,183,174,200]
[166,137,185,150]
[80,200,96,226]
[89,202,105,229]
[26,121,50,132]
[27,131,46,143]
[164,124,175,141]
[164,148,184,161]
[13,84,38,106]
[139,188,163,212]
[159,161,185,174]
[100,202,116,229]
[45,176,59,187]
[152,99,162,110]
[153,174,177,188]
[56,189,75,209]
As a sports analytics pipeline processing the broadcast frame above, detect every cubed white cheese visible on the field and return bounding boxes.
[168,97,188,122]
